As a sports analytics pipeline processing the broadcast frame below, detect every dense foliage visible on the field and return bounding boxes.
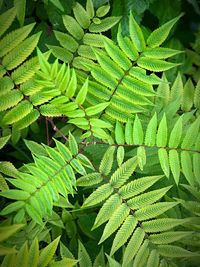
[0,0,200,266]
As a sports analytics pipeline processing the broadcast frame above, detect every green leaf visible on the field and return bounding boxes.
[38,236,61,267]
[181,116,200,149]
[128,186,171,210]
[150,231,192,244]
[0,224,24,242]
[28,238,39,267]
[135,202,178,220]
[143,47,182,59]
[99,146,115,175]
[115,121,125,144]
[94,48,124,79]
[0,201,25,215]
[93,248,105,267]
[89,17,121,33]
[137,146,146,170]
[181,151,195,186]
[110,215,137,255]
[90,118,113,128]
[145,113,157,146]
[110,157,138,188]
[70,158,86,175]
[24,139,47,156]
[0,247,17,257]
[0,190,30,200]
[73,2,90,29]
[0,161,19,178]
[62,15,84,40]
[103,37,132,70]
[86,0,94,18]
[194,80,200,110]
[129,67,162,84]
[37,48,51,75]
[49,258,78,267]
[117,24,138,61]
[66,69,77,98]
[181,78,195,111]
[25,204,43,225]
[158,148,170,177]
[158,245,197,258]
[147,249,159,267]
[171,72,183,100]
[85,102,109,116]
[133,115,144,145]
[93,194,121,229]
[7,178,35,193]
[125,119,133,144]
[0,90,23,112]
[49,0,64,12]
[169,149,180,184]
[82,183,113,208]
[54,31,78,52]
[96,5,110,17]
[14,0,26,27]
[142,218,189,232]
[3,32,41,70]
[147,14,183,47]
[129,13,145,52]
[14,109,40,130]
[99,203,130,243]
[106,254,121,267]
[0,7,16,38]
[2,100,33,125]
[193,135,200,184]
[117,146,124,166]
[168,117,182,148]
[0,135,11,149]
[68,132,78,155]
[137,57,180,72]
[16,242,28,267]
[68,118,89,128]
[123,227,145,265]
[119,175,163,199]
[156,114,168,147]
[132,240,150,267]
[48,45,73,63]
[75,78,88,104]
[0,23,35,58]
[78,241,92,267]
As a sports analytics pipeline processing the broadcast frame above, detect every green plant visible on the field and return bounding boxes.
[0,0,200,266]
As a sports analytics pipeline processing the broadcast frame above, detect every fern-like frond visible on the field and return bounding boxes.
[0,7,16,38]
[0,90,23,112]
[85,14,181,123]
[0,23,35,58]
[113,113,200,185]
[147,14,183,48]
[79,147,195,264]
[1,236,61,267]
[2,32,41,70]
[129,13,145,52]
[49,0,120,70]
[0,135,91,224]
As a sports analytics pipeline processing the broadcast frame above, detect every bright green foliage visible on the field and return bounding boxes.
[85,14,181,123]
[0,135,91,225]
[0,2,200,267]
[113,113,200,185]
[0,224,24,255]
[79,147,195,264]
[0,236,63,267]
[49,0,120,70]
